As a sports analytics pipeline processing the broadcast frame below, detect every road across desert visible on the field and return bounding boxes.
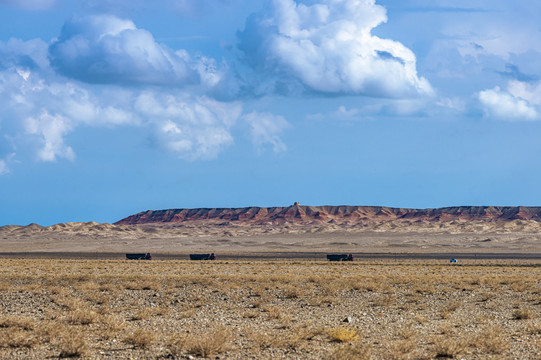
[1,251,541,261]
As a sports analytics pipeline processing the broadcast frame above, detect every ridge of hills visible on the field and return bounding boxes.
[115,204,541,225]
[2,205,541,253]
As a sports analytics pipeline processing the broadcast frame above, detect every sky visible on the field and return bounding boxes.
[1,0,541,226]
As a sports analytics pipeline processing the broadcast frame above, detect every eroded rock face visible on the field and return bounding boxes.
[114,205,541,225]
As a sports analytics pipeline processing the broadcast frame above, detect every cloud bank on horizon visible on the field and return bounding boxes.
[0,0,540,174]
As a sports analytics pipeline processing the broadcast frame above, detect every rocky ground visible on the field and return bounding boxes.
[0,259,540,359]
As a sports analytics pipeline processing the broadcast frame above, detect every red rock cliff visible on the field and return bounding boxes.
[115,205,541,225]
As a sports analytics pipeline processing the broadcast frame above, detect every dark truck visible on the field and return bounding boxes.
[327,254,353,261]
[126,253,152,260]
[189,253,216,260]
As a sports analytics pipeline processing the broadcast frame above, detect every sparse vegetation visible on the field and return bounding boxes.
[513,308,534,320]
[124,328,156,349]
[0,258,539,358]
[328,326,359,343]
[57,331,88,358]
[167,326,231,357]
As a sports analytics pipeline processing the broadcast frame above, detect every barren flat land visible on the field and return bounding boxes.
[1,216,541,258]
[1,205,541,358]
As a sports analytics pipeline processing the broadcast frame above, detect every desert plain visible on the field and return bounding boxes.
[1,205,541,359]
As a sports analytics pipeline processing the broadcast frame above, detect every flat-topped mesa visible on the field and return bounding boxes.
[114,205,541,225]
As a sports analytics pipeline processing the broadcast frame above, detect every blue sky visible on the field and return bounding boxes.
[1,0,541,225]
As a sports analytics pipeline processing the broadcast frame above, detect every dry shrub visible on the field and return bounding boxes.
[167,326,231,358]
[131,306,168,321]
[511,281,531,292]
[439,309,452,320]
[57,331,88,358]
[330,343,372,360]
[432,336,467,358]
[263,305,283,320]
[250,332,280,350]
[152,305,169,316]
[37,322,65,344]
[472,326,509,354]
[320,281,342,296]
[282,284,304,299]
[0,328,37,348]
[528,321,541,334]
[371,293,396,308]
[444,300,461,312]
[293,322,325,341]
[96,305,112,315]
[177,309,197,319]
[53,296,86,311]
[131,307,154,321]
[49,286,70,296]
[478,291,495,302]
[66,308,98,325]
[513,308,534,320]
[243,310,259,319]
[309,295,336,306]
[248,320,321,350]
[21,283,43,293]
[250,284,267,298]
[413,314,427,324]
[438,323,456,336]
[99,314,126,339]
[352,277,388,292]
[98,282,116,292]
[76,281,100,291]
[187,294,208,308]
[250,332,301,350]
[124,280,161,291]
[390,339,417,359]
[124,328,156,349]
[413,283,435,294]
[328,326,359,343]
[83,292,108,305]
[0,316,35,330]
[396,326,417,340]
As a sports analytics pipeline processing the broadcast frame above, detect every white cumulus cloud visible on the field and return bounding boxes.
[0,61,140,161]
[243,111,289,153]
[25,110,75,162]
[135,93,243,160]
[49,15,221,88]
[0,13,293,170]
[237,0,432,98]
[0,40,261,164]
[0,60,253,162]
[478,80,541,121]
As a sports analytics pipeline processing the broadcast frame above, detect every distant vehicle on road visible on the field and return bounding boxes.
[450,258,458,263]
[126,253,152,260]
[189,253,216,260]
[327,254,354,261]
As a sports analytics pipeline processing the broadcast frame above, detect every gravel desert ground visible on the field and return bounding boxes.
[1,259,541,359]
